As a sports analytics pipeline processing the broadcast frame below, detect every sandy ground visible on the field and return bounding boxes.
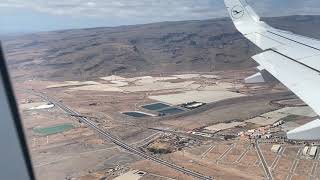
[245,110,289,126]
[245,106,317,126]
[205,122,246,132]
[19,102,49,110]
[163,98,280,130]
[149,90,245,105]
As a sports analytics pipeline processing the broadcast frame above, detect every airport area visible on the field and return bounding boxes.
[13,70,320,180]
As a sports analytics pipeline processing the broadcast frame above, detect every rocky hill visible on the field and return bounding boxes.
[3,15,320,80]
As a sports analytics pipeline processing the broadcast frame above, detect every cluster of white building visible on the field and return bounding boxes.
[190,131,212,138]
[238,127,273,140]
[302,146,318,158]
[272,120,284,127]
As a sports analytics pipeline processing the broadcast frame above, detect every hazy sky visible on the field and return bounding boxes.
[0,0,320,34]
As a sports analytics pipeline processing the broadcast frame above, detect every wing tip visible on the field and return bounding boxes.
[287,119,320,140]
[224,0,264,33]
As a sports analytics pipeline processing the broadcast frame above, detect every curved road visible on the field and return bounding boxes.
[34,92,213,180]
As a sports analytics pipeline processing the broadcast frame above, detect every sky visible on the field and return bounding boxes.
[0,0,320,34]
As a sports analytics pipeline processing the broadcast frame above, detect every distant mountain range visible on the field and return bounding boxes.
[3,15,320,81]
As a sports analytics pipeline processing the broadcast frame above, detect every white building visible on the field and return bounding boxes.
[271,145,281,153]
[309,146,318,158]
[302,146,309,156]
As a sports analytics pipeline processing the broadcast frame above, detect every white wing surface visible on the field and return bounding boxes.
[224,0,320,140]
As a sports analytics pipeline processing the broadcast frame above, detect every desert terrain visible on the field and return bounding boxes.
[3,15,320,180]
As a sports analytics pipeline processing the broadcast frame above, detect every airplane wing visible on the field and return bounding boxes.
[0,43,35,180]
[224,0,320,140]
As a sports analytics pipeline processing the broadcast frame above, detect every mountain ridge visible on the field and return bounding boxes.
[3,15,320,81]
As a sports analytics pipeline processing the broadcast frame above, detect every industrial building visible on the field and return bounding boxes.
[309,146,318,158]
[181,101,206,109]
[271,145,281,153]
[302,146,310,156]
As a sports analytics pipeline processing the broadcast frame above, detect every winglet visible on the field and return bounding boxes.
[224,0,270,34]
[287,119,320,140]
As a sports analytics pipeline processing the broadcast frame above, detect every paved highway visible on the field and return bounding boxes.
[34,92,213,180]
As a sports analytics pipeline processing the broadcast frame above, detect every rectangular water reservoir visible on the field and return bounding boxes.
[142,103,171,111]
[158,107,185,115]
[33,123,74,135]
[123,111,152,118]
